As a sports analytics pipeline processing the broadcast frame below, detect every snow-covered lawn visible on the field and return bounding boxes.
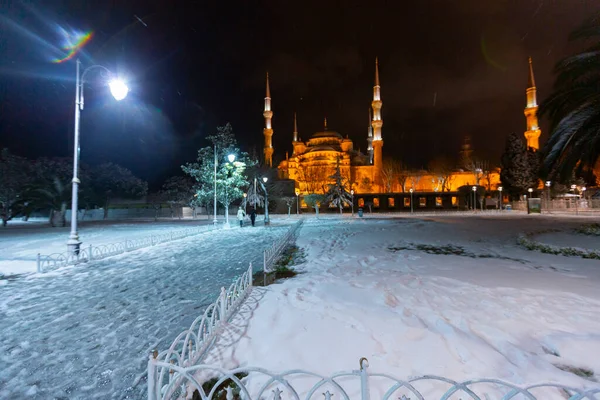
[205,215,600,397]
[0,220,291,399]
[0,218,228,276]
[535,230,600,252]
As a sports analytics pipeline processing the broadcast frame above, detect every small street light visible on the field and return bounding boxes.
[261,177,270,225]
[243,192,247,214]
[295,188,300,215]
[68,59,129,255]
[409,188,414,214]
[472,186,477,211]
[350,189,355,216]
[498,186,503,211]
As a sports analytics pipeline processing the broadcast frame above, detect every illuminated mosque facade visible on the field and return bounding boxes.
[261,58,540,205]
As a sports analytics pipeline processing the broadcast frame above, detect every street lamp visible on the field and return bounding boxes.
[498,186,503,210]
[409,188,414,214]
[223,154,236,228]
[213,144,218,226]
[472,186,477,211]
[350,189,355,216]
[295,188,300,215]
[261,177,269,225]
[527,188,533,214]
[68,59,128,255]
[243,193,247,215]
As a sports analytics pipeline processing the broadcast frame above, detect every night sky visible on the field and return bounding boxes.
[0,0,596,188]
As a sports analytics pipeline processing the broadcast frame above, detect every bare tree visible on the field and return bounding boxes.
[281,197,296,217]
[381,159,402,193]
[408,171,423,191]
[428,157,455,192]
[466,159,488,186]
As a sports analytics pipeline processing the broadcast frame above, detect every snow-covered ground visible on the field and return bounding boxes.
[205,214,600,398]
[0,219,291,399]
[0,217,231,276]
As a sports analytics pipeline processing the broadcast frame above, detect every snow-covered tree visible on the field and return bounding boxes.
[428,157,454,192]
[303,194,327,217]
[0,149,32,226]
[325,158,352,214]
[281,197,296,217]
[182,123,255,220]
[500,132,540,198]
[381,159,402,193]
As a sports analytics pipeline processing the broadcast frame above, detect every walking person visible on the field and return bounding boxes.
[236,206,246,228]
[249,208,257,227]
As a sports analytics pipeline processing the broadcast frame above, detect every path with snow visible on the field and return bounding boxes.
[205,215,600,398]
[0,222,289,399]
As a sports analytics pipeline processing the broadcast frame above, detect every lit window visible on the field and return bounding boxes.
[435,197,442,207]
[388,197,395,207]
[358,198,365,207]
[419,197,426,207]
[404,198,410,207]
[301,199,307,207]
[451,196,458,206]
[373,197,380,208]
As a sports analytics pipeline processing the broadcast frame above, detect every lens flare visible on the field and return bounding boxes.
[52,31,93,63]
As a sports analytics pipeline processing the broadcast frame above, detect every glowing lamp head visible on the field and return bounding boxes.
[498,186,503,191]
[243,193,247,198]
[227,154,236,163]
[262,177,268,183]
[528,188,533,193]
[350,189,354,195]
[545,181,551,187]
[409,188,414,193]
[472,186,477,192]
[108,79,128,101]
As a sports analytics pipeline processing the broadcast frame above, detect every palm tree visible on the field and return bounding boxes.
[29,177,71,227]
[539,15,600,181]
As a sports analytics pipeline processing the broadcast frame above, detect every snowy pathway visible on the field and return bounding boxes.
[0,222,289,399]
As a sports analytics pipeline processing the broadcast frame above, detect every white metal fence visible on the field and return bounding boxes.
[263,219,304,273]
[148,264,254,400]
[147,357,600,400]
[36,224,220,273]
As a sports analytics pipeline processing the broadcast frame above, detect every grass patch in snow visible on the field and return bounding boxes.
[574,223,600,237]
[518,233,600,260]
[192,372,249,400]
[388,243,525,263]
[252,245,306,286]
[554,364,596,381]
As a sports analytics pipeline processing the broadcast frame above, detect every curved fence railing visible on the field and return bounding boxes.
[147,357,600,400]
[149,263,253,399]
[37,224,219,273]
[263,219,303,273]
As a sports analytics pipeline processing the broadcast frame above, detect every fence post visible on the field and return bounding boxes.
[148,351,158,400]
[89,244,93,261]
[263,251,267,286]
[359,357,370,400]
[220,287,227,320]
[249,262,253,287]
[36,253,41,273]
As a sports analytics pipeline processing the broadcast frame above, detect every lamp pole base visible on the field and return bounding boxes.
[67,239,81,256]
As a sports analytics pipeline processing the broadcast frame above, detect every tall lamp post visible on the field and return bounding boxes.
[295,188,300,215]
[68,59,128,255]
[527,188,533,214]
[223,154,236,228]
[260,177,270,225]
[409,188,414,214]
[472,186,477,211]
[350,189,354,216]
[243,193,247,215]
